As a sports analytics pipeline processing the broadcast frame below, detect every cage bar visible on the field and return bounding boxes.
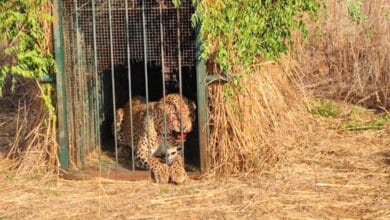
[124,0,136,171]
[108,0,119,166]
[194,14,209,172]
[53,0,69,170]
[142,0,152,156]
[91,0,101,155]
[176,7,185,159]
[73,0,87,168]
[158,2,169,162]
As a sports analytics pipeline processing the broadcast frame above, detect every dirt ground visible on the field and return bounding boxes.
[1,115,389,219]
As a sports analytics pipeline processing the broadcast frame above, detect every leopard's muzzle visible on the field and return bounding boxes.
[172,131,190,141]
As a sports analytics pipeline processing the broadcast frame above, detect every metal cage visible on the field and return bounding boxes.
[53,0,208,178]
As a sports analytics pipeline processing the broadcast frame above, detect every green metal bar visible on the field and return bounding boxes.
[176,7,185,159]
[91,0,101,160]
[87,88,92,153]
[82,52,89,167]
[195,18,209,173]
[53,0,69,171]
[108,0,119,167]
[80,50,87,169]
[124,0,136,171]
[68,13,79,167]
[74,0,86,169]
[67,14,78,166]
[142,0,151,157]
[80,39,90,168]
[159,3,168,163]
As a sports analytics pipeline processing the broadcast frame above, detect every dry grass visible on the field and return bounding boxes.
[206,58,308,175]
[296,0,390,109]
[0,76,58,178]
[1,76,388,219]
[0,111,17,155]
[0,108,389,218]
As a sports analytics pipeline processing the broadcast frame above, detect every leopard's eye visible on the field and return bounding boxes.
[171,151,177,156]
[177,147,183,151]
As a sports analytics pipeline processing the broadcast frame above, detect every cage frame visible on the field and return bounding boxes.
[53,0,209,178]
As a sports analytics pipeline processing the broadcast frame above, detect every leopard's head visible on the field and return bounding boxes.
[165,146,183,165]
[157,94,196,141]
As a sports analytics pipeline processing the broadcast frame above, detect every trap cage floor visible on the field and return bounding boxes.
[54,0,208,176]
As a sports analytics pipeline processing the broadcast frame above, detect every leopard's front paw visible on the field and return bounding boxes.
[169,155,187,185]
[149,157,169,184]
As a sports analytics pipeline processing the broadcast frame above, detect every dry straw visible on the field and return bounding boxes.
[206,57,309,175]
[0,76,58,178]
[296,0,390,109]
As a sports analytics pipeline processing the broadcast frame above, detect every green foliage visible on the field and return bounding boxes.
[172,0,181,8]
[347,0,368,24]
[160,188,170,193]
[0,0,55,96]
[385,11,390,21]
[308,99,341,118]
[193,0,319,74]
[339,105,390,131]
[188,187,200,194]
[347,106,368,122]
[51,190,61,197]
[4,171,14,180]
[310,100,390,131]
[340,113,390,131]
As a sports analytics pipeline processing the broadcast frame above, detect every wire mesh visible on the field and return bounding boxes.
[67,0,195,73]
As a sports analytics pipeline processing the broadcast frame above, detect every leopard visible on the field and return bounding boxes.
[114,93,196,170]
[148,155,169,184]
[113,107,185,167]
[113,108,126,147]
[112,96,146,148]
[168,154,187,185]
[149,143,185,184]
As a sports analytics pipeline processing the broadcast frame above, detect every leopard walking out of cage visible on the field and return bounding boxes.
[113,94,196,172]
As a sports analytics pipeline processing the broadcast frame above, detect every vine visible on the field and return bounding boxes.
[192,0,319,75]
[0,0,55,111]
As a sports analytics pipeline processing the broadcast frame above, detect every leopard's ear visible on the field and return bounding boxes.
[178,96,196,112]
[186,99,196,112]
